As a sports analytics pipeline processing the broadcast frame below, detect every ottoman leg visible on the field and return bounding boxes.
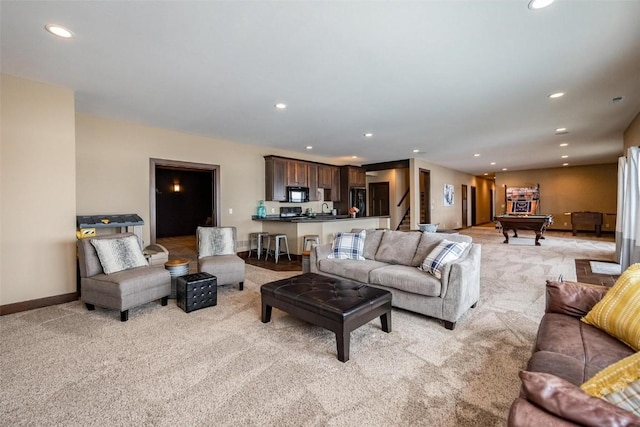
[336,330,350,363]
[380,312,392,333]
[120,310,129,322]
[161,296,168,306]
[261,302,272,323]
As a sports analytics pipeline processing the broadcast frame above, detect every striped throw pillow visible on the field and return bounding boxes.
[328,230,366,260]
[419,239,469,279]
[581,352,640,416]
[582,263,640,351]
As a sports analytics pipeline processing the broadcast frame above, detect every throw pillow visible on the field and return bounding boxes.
[198,227,235,258]
[582,263,640,351]
[90,235,148,275]
[519,371,640,426]
[419,239,469,279]
[581,352,640,416]
[328,230,366,260]
[545,280,610,317]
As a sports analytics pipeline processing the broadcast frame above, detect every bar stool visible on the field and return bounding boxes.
[248,232,269,259]
[265,234,291,263]
[303,235,320,252]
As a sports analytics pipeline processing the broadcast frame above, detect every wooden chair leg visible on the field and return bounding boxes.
[239,282,244,291]
[85,303,95,311]
[444,320,456,330]
[161,296,168,306]
[120,310,129,322]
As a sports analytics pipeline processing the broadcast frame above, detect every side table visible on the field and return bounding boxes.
[164,259,189,299]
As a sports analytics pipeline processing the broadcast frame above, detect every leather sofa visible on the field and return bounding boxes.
[309,229,481,329]
[508,280,638,426]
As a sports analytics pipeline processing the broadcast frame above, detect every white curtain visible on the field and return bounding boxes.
[616,146,640,270]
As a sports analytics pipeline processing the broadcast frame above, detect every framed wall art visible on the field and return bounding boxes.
[444,184,454,206]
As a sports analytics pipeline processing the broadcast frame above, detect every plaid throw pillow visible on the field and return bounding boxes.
[328,230,366,260]
[419,239,469,279]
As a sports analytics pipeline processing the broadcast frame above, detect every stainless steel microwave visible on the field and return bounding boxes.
[286,186,309,203]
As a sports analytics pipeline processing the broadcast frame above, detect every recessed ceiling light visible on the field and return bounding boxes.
[490,162,496,165]
[548,92,565,99]
[555,127,568,134]
[528,0,555,10]
[474,153,480,157]
[306,146,312,150]
[612,96,624,103]
[274,103,287,109]
[412,149,420,153]
[561,155,569,159]
[559,143,569,147]
[502,168,508,171]
[484,173,489,176]
[351,156,358,159]
[45,24,73,38]
[363,133,373,138]
[563,163,569,166]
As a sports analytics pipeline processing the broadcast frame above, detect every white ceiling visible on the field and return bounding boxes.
[2,1,639,175]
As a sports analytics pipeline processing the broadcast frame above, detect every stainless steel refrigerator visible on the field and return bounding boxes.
[350,188,366,217]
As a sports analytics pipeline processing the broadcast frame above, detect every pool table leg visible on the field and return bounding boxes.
[535,232,542,246]
[502,229,509,244]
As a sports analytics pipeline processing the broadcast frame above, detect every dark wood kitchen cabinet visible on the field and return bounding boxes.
[347,166,366,188]
[307,163,320,201]
[286,160,308,187]
[264,156,287,201]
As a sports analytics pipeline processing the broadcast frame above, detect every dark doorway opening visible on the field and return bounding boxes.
[150,159,220,243]
[471,186,477,226]
[419,169,431,224]
[461,185,468,228]
[369,182,390,216]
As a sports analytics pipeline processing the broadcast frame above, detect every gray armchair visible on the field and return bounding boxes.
[197,226,245,290]
[77,232,171,321]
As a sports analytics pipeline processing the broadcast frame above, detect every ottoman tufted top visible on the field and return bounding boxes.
[260,272,391,321]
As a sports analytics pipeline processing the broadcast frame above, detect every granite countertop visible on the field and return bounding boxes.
[251,215,388,223]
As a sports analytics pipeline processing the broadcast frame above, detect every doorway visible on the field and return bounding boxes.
[471,186,477,226]
[149,158,220,244]
[369,182,390,216]
[419,169,431,224]
[461,185,468,228]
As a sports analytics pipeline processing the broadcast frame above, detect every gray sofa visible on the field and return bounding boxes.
[310,229,481,329]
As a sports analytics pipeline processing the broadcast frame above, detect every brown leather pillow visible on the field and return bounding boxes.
[519,371,640,427]
[545,280,609,317]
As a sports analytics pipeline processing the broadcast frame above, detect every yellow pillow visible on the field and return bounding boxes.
[581,352,640,416]
[582,263,640,350]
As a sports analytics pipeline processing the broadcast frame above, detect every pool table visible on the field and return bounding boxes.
[496,214,554,246]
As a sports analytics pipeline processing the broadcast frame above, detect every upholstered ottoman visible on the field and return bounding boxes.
[176,272,217,313]
[261,272,392,362]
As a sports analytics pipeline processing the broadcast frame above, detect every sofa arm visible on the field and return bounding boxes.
[545,280,609,317]
[440,243,481,325]
[310,243,332,273]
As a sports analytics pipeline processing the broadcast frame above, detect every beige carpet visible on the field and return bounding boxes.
[0,228,616,426]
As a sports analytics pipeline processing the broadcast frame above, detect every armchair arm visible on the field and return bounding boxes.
[545,280,609,317]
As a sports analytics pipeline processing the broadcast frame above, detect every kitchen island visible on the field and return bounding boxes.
[252,215,390,255]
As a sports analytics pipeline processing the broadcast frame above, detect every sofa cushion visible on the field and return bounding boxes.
[419,240,469,279]
[362,229,385,260]
[535,313,636,381]
[411,232,473,267]
[369,265,441,297]
[374,230,421,265]
[90,235,148,274]
[581,352,640,416]
[317,258,387,284]
[518,371,640,427]
[328,230,366,260]
[582,263,640,351]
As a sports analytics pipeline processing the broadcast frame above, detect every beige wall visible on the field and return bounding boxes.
[409,159,485,230]
[76,114,340,250]
[1,74,77,306]
[495,164,617,231]
[623,112,640,152]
